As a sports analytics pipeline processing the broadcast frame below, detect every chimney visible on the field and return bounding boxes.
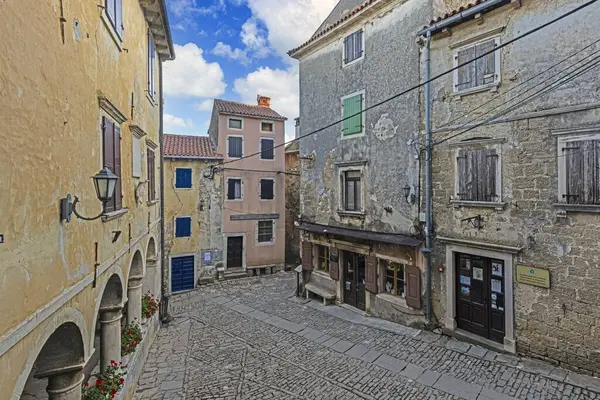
[257,95,271,107]
[295,117,300,139]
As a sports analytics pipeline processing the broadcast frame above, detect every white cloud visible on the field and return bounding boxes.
[212,42,250,65]
[164,114,194,130]
[240,18,270,59]
[163,43,226,98]
[245,0,337,60]
[233,66,299,141]
[195,99,214,112]
[170,0,226,18]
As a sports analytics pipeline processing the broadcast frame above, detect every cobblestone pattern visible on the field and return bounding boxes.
[136,273,600,399]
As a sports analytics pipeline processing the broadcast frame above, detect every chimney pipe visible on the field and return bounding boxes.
[257,95,271,107]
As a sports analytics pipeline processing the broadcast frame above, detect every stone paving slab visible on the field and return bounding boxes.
[330,339,354,353]
[374,354,408,373]
[401,363,426,380]
[345,344,369,359]
[417,369,442,387]
[478,388,517,400]
[434,374,482,400]
[359,349,382,363]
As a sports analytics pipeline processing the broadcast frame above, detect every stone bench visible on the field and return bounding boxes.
[305,282,336,305]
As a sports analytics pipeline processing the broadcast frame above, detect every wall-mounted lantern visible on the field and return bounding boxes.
[60,167,118,222]
[403,184,416,204]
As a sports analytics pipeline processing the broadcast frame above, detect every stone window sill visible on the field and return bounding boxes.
[337,210,366,218]
[147,200,159,206]
[453,82,500,99]
[102,208,129,222]
[313,270,332,280]
[100,10,124,52]
[451,200,506,211]
[553,203,600,213]
[376,293,422,315]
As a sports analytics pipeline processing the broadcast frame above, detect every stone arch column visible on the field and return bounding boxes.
[98,274,124,371]
[127,250,145,325]
[24,322,86,400]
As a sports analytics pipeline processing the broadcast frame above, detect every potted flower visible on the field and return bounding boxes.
[141,291,160,324]
[121,321,142,357]
[82,360,125,400]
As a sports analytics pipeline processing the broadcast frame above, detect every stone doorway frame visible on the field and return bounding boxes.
[439,237,520,354]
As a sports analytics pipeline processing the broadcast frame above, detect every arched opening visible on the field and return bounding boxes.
[125,251,145,326]
[20,322,85,399]
[85,274,124,385]
[143,238,159,304]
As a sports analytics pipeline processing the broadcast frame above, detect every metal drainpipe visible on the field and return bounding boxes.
[424,30,433,326]
[159,60,169,322]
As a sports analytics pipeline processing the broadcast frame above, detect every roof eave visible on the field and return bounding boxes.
[164,155,224,160]
[140,0,175,61]
[217,110,287,121]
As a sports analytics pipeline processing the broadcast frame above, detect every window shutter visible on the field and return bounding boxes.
[485,149,498,201]
[476,39,496,86]
[185,218,191,237]
[114,125,122,210]
[343,95,362,135]
[405,265,421,309]
[115,0,123,38]
[457,149,468,200]
[227,179,235,199]
[357,30,363,57]
[175,218,182,237]
[102,118,115,212]
[302,241,313,271]
[329,247,339,280]
[147,149,155,201]
[583,141,600,204]
[456,46,475,90]
[343,36,349,64]
[365,256,377,294]
[566,140,600,204]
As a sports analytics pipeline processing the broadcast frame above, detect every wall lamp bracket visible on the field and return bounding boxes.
[60,194,107,222]
[59,167,118,223]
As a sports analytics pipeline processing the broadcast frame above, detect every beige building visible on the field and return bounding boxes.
[163,134,224,292]
[425,0,600,374]
[208,97,287,275]
[0,0,173,398]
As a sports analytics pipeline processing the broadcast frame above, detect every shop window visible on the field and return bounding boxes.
[317,245,329,272]
[382,260,405,297]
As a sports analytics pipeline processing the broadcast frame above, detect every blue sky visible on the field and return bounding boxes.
[163,0,337,140]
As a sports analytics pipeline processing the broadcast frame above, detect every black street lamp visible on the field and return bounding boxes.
[60,167,119,222]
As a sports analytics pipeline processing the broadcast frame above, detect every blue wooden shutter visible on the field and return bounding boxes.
[343,94,363,135]
[176,217,191,237]
[176,169,192,188]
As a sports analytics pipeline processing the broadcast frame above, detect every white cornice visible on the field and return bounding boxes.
[129,124,148,139]
[98,93,127,124]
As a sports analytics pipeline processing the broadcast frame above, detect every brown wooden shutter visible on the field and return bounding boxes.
[302,241,313,271]
[329,247,339,280]
[365,256,377,294]
[405,265,422,309]
[457,149,468,201]
[147,149,155,201]
[486,149,498,201]
[114,125,122,210]
[102,117,115,212]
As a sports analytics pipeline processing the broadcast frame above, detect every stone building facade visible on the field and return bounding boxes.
[284,140,301,266]
[424,0,600,374]
[289,0,430,327]
[208,97,287,276]
[163,134,224,292]
[0,0,173,398]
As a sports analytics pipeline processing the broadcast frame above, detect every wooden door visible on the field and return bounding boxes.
[356,254,366,311]
[171,256,195,292]
[456,254,488,338]
[343,251,357,308]
[227,237,243,269]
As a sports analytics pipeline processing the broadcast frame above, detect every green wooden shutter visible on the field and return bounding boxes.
[343,94,363,135]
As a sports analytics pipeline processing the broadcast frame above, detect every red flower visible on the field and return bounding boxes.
[99,386,104,392]
[120,362,123,365]
[96,379,103,385]
[111,389,117,395]
[84,382,89,387]
[119,378,125,384]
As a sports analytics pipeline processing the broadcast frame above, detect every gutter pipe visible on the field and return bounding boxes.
[159,60,169,322]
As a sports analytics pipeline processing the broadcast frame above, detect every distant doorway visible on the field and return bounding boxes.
[455,253,505,343]
[342,251,366,311]
[226,236,243,269]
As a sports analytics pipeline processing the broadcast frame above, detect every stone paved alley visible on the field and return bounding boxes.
[135,273,600,400]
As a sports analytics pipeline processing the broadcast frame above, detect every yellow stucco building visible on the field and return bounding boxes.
[163,134,224,291]
[0,0,173,398]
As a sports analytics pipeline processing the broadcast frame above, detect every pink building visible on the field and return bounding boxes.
[208,96,287,275]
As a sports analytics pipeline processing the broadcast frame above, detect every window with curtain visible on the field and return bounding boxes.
[227,178,242,200]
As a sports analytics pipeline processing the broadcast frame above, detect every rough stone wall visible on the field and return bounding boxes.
[298,0,431,236]
[285,151,301,265]
[427,0,600,373]
[163,158,223,283]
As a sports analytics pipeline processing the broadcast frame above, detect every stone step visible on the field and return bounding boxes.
[223,269,248,280]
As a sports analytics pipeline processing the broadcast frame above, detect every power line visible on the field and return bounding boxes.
[441,37,600,128]
[431,46,600,143]
[434,56,600,146]
[220,167,300,176]
[210,0,598,168]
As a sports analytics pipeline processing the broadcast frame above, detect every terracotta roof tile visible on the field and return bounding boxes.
[424,0,509,30]
[288,0,378,56]
[163,134,222,159]
[214,99,287,121]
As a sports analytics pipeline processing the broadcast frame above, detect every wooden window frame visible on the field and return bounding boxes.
[227,135,244,159]
[259,178,275,200]
[228,117,244,130]
[174,168,192,189]
[147,30,156,100]
[260,121,275,134]
[103,0,123,41]
[381,260,406,298]
[557,132,600,206]
[259,138,275,160]
[175,216,192,238]
[343,170,362,212]
[316,245,329,273]
[341,90,365,138]
[226,177,243,201]
[452,36,501,95]
[147,148,156,201]
[342,29,365,67]
[256,220,275,244]
[454,143,502,203]
[102,116,122,213]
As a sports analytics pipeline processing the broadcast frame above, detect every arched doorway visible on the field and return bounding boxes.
[143,237,159,303]
[126,251,145,325]
[20,322,85,399]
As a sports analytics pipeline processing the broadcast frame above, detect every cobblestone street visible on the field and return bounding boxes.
[135,272,600,400]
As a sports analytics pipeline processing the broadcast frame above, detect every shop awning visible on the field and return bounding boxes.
[297,222,422,247]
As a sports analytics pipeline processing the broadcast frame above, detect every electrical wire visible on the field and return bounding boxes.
[434,56,600,146]
[441,37,600,128]
[209,0,599,169]
[431,48,600,144]
[220,167,300,176]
